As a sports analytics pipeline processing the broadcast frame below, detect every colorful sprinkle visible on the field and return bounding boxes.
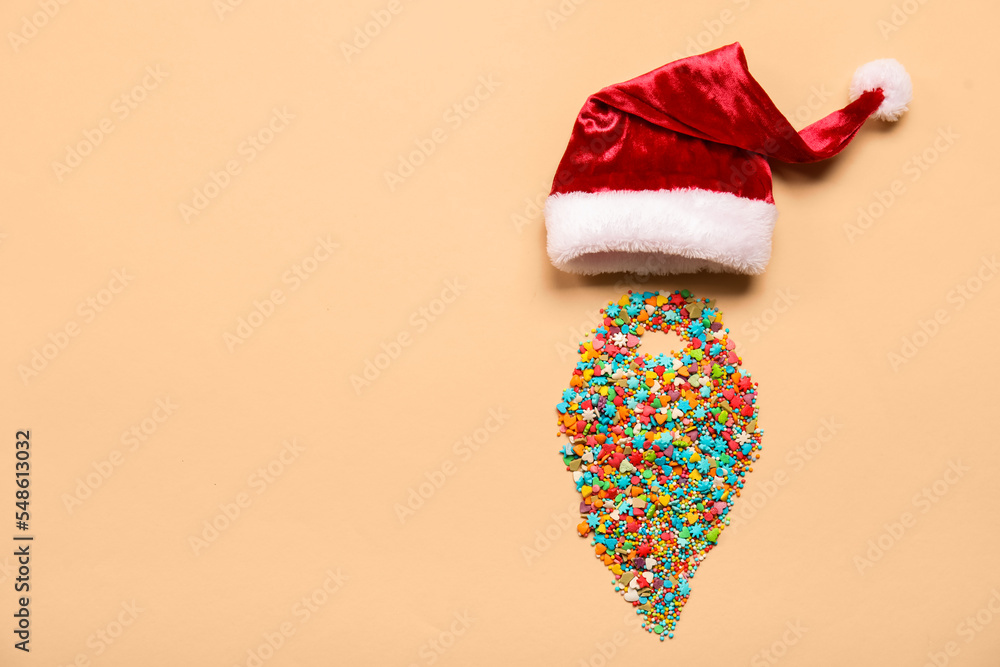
[556,290,763,640]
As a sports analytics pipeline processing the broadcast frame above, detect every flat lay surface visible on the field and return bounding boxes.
[1,0,998,665]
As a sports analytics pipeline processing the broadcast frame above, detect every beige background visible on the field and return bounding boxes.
[2,0,999,665]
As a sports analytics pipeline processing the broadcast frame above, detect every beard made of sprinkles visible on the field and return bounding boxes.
[556,290,762,640]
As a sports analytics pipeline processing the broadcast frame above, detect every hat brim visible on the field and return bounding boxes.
[544,188,777,276]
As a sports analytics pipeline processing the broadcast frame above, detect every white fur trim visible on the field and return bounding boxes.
[850,58,912,122]
[544,188,777,275]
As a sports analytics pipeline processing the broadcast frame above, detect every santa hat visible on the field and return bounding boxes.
[545,42,912,275]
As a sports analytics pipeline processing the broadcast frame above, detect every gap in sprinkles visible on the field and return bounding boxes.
[636,327,686,362]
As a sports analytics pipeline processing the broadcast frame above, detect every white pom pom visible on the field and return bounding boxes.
[849,58,912,122]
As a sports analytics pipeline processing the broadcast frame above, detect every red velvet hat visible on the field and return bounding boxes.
[545,42,911,275]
